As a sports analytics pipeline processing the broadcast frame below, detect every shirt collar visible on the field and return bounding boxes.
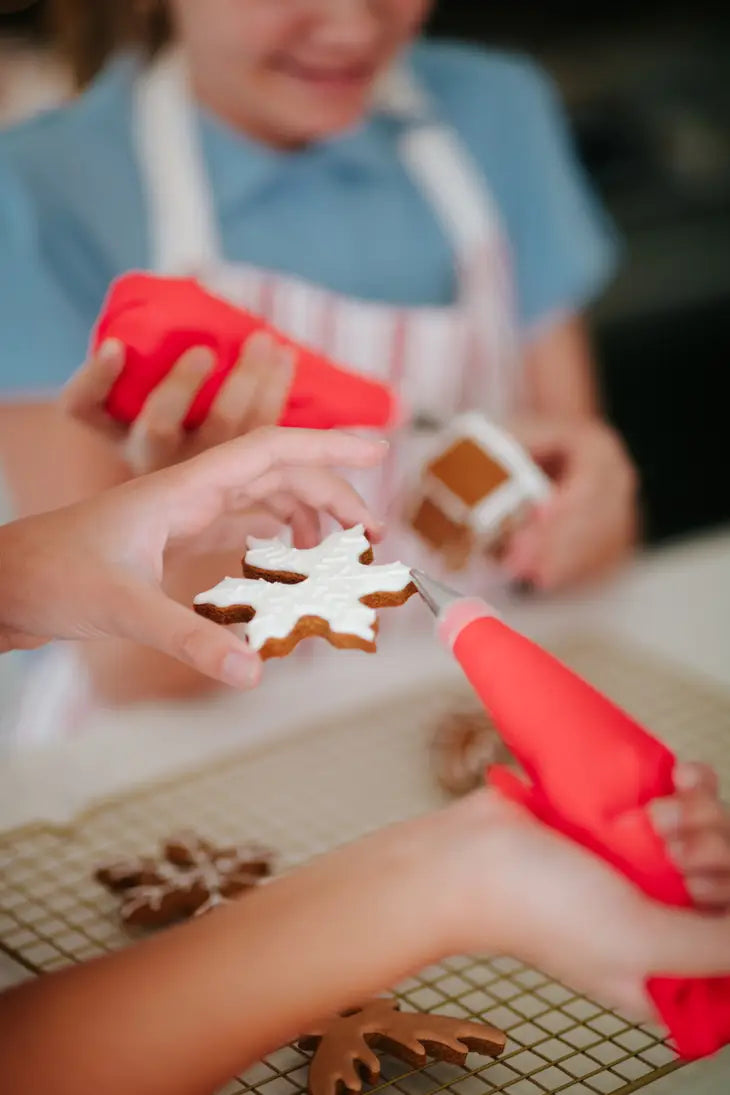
[197,55,436,214]
[198,108,286,214]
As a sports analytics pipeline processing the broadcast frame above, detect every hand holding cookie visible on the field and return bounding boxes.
[0,427,385,690]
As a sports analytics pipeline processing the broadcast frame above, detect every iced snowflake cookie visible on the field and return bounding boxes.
[194,525,416,658]
[96,831,273,929]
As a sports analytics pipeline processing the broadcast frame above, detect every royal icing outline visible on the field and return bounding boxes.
[106,833,270,924]
[194,525,412,651]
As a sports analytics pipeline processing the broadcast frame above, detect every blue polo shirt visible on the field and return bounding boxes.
[0,40,619,397]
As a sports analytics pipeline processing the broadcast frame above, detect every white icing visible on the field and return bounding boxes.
[167,831,206,862]
[214,855,237,873]
[195,525,412,651]
[121,885,167,917]
[194,892,226,917]
[116,839,266,923]
[100,857,152,883]
[420,413,551,536]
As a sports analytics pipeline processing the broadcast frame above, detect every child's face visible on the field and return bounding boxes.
[171,0,432,146]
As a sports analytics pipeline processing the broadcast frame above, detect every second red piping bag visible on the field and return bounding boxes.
[93,273,402,431]
[410,568,730,1061]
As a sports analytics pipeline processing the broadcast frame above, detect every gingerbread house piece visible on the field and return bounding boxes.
[410,413,550,563]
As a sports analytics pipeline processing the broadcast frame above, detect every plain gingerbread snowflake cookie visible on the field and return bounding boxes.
[194,525,416,658]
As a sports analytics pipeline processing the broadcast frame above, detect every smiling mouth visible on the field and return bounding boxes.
[276,58,377,89]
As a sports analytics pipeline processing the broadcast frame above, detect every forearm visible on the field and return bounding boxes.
[1,790,729,1094]
[0,813,451,1095]
[522,313,600,420]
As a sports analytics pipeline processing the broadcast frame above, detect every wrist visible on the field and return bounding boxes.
[402,791,509,960]
[308,811,465,974]
[379,812,464,966]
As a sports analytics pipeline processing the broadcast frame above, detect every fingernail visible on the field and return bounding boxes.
[673,764,699,792]
[191,348,215,373]
[222,651,261,688]
[100,338,124,364]
[649,799,681,834]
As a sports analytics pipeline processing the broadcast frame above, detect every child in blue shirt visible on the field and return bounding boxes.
[0,0,637,705]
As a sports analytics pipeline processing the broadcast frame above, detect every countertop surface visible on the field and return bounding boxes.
[1,527,729,1091]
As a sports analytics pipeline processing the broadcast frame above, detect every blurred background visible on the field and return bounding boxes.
[428,2,730,545]
[2,0,729,542]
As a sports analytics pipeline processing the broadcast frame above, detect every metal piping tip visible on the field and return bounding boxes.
[409,569,463,616]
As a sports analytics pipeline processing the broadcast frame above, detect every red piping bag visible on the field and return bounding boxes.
[410,568,730,1061]
[92,273,402,431]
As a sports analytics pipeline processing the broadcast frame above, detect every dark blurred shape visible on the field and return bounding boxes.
[428,3,730,543]
[0,0,45,32]
[598,301,727,542]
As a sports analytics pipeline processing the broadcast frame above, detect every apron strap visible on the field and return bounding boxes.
[380,66,520,420]
[377,62,506,257]
[403,123,520,419]
[133,49,222,274]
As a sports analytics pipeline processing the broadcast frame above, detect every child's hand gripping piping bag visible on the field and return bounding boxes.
[410,569,730,1061]
[92,273,402,431]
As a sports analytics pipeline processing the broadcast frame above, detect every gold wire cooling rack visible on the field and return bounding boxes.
[2,634,730,1095]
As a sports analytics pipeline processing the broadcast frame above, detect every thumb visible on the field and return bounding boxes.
[510,417,578,481]
[117,583,262,689]
[646,905,730,979]
[509,416,565,454]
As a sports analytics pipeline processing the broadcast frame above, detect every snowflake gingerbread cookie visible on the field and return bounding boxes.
[194,525,416,658]
[96,831,273,929]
